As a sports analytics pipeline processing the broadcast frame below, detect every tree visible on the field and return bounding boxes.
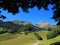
[0,21,21,33]
[46,26,60,39]
[34,32,43,40]
[20,23,32,32]
[0,0,60,25]
[0,15,6,19]
[51,42,60,45]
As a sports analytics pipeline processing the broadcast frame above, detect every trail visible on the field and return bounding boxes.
[33,41,41,45]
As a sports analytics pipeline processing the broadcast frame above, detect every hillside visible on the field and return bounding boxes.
[38,35,60,45]
[0,20,59,45]
[0,20,42,34]
[0,30,60,45]
[0,31,49,45]
[0,32,38,45]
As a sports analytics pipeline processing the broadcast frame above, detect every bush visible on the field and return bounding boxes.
[0,31,7,34]
[50,42,60,45]
[34,32,43,40]
[46,26,60,39]
[0,28,7,34]
[24,31,28,35]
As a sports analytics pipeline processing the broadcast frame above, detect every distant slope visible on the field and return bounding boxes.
[0,21,42,33]
[35,21,54,30]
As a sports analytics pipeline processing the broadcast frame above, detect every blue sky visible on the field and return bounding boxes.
[0,4,57,25]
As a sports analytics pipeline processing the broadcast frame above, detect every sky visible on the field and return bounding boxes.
[0,4,57,25]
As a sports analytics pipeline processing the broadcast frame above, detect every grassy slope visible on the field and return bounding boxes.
[36,31,49,40]
[0,28,3,31]
[38,35,60,45]
[0,31,49,45]
[0,33,22,42]
[0,33,10,42]
[0,33,38,45]
[38,31,60,45]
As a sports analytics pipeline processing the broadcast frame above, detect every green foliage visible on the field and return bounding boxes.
[20,24,32,32]
[19,24,32,35]
[38,36,60,45]
[0,27,3,31]
[50,42,60,45]
[0,0,60,25]
[0,21,21,34]
[46,26,60,39]
[24,31,29,35]
[34,32,43,40]
[0,27,7,34]
[0,21,34,34]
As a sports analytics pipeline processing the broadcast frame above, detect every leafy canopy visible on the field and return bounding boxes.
[0,0,60,25]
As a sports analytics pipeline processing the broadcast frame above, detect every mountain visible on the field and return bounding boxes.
[12,20,41,30]
[35,21,54,30]
[0,20,54,34]
[0,20,42,33]
[13,20,32,25]
[36,21,49,28]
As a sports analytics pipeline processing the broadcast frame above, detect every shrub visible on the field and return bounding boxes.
[24,31,28,35]
[34,32,43,40]
[0,28,7,34]
[50,42,60,45]
[46,26,60,39]
[0,31,7,34]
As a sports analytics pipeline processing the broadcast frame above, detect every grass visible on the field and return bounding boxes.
[0,33,10,42]
[36,31,50,40]
[0,32,39,45]
[0,33,21,42]
[0,33,9,37]
[38,35,60,45]
[1,31,58,45]
[0,28,3,31]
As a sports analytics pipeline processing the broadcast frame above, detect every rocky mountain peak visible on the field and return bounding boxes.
[35,21,52,28]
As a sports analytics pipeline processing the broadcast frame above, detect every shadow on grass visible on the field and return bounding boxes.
[50,42,60,45]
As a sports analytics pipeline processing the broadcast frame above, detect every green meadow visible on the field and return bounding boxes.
[0,31,49,45]
[0,32,38,45]
[38,35,60,45]
[0,31,60,45]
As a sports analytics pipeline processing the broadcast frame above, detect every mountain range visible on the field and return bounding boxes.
[0,20,54,33]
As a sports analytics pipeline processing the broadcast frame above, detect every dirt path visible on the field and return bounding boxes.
[33,41,41,45]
